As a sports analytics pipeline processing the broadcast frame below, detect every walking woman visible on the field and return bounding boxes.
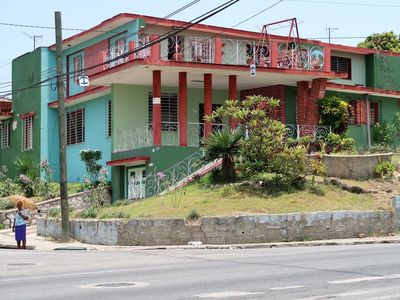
[12,200,29,249]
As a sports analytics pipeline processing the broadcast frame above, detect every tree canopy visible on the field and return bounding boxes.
[357,31,400,52]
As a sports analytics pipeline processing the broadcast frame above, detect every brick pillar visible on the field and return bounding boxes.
[204,73,213,138]
[179,72,187,146]
[323,47,331,73]
[228,75,237,128]
[215,37,223,64]
[128,41,136,61]
[150,34,160,62]
[296,78,327,126]
[360,97,368,125]
[152,70,161,146]
[270,41,278,68]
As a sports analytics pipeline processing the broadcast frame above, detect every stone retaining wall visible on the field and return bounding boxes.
[37,197,400,246]
[323,153,393,179]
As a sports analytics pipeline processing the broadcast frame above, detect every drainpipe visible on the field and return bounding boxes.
[366,94,371,150]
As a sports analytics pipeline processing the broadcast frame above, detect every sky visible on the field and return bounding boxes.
[1,0,399,94]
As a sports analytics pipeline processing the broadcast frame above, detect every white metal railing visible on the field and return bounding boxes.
[102,44,129,70]
[162,36,215,63]
[222,38,270,66]
[187,122,228,147]
[114,125,153,153]
[285,124,331,140]
[277,44,324,71]
[161,122,179,146]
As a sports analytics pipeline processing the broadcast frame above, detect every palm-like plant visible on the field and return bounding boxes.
[203,127,243,182]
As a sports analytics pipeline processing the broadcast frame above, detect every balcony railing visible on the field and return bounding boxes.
[285,124,331,140]
[161,36,215,63]
[102,44,129,71]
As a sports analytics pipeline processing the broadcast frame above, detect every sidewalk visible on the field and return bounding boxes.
[1,225,400,251]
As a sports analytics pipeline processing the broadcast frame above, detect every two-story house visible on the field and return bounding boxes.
[2,13,400,201]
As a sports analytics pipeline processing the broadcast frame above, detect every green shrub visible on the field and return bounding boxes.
[0,223,4,230]
[317,96,352,134]
[0,198,15,210]
[111,200,130,207]
[99,211,130,219]
[48,207,61,218]
[308,184,325,196]
[187,209,201,221]
[77,207,98,218]
[375,160,396,179]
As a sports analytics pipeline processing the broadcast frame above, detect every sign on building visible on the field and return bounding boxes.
[78,75,89,86]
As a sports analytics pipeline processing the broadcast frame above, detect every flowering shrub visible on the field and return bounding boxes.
[0,166,20,197]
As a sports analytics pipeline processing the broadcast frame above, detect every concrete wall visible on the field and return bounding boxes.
[37,198,400,246]
[323,153,393,179]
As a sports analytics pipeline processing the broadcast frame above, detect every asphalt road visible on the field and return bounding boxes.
[1,244,400,299]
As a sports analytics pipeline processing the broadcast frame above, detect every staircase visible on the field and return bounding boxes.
[143,149,221,198]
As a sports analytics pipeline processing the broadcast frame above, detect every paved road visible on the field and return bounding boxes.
[1,244,400,299]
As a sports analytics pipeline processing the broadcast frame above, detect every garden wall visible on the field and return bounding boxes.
[323,153,393,179]
[36,197,400,246]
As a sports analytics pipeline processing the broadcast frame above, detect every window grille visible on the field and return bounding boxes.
[66,108,85,145]
[22,116,33,151]
[148,93,178,130]
[0,121,10,149]
[331,56,352,79]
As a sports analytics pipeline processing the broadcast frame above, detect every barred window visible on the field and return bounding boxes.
[66,108,85,145]
[107,100,112,137]
[148,93,178,130]
[22,116,33,151]
[331,56,352,79]
[370,102,379,125]
[0,120,10,149]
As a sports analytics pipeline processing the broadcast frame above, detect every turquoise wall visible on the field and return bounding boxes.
[63,19,141,98]
[64,95,111,182]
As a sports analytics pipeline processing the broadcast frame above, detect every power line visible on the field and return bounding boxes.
[0,0,240,98]
[285,0,400,7]
[232,0,285,28]
[0,0,202,95]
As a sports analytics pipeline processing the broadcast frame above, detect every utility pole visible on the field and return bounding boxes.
[326,26,338,44]
[55,11,69,241]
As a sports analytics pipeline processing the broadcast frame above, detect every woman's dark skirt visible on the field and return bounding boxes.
[15,224,26,241]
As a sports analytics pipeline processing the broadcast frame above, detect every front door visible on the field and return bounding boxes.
[127,167,146,200]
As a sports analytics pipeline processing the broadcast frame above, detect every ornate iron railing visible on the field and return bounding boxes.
[144,149,206,197]
[221,38,270,66]
[285,124,331,140]
[161,36,215,63]
[102,44,129,70]
[161,122,179,146]
[114,125,153,153]
[278,44,324,71]
[187,122,228,147]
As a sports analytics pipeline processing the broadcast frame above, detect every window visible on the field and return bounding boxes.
[66,108,85,145]
[106,100,112,137]
[73,55,83,82]
[331,56,352,79]
[114,37,126,56]
[349,100,361,125]
[148,93,178,130]
[370,102,379,125]
[22,116,33,151]
[0,120,10,149]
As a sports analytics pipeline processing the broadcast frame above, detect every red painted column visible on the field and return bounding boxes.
[215,37,223,64]
[324,46,331,72]
[153,70,161,146]
[228,75,237,128]
[150,34,160,62]
[270,41,278,68]
[128,41,136,61]
[179,72,188,146]
[204,73,213,138]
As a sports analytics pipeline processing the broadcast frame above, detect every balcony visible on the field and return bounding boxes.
[94,34,327,83]
[114,122,330,153]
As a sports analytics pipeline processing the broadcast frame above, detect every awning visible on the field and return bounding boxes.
[106,156,150,167]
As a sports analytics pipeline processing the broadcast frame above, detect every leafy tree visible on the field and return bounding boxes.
[80,149,103,184]
[358,31,400,52]
[317,96,352,134]
[203,127,243,183]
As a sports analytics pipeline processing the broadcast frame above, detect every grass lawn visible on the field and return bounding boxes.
[97,181,391,220]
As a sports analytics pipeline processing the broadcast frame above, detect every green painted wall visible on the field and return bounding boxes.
[111,146,200,201]
[285,86,296,124]
[365,53,400,91]
[0,48,43,178]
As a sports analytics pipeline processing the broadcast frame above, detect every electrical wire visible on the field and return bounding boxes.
[0,0,239,98]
